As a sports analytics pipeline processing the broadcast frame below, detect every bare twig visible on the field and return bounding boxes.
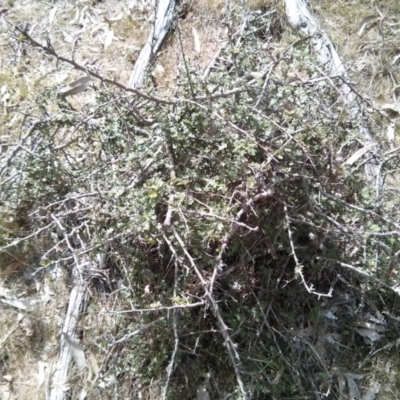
[171,227,247,399]
[111,317,166,346]
[162,258,180,399]
[320,258,400,295]
[14,25,174,105]
[209,190,273,295]
[109,301,205,313]
[163,140,176,229]
[284,203,333,298]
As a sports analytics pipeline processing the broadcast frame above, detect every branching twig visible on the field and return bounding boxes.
[209,190,272,294]
[109,301,205,313]
[171,227,247,399]
[284,203,333,298]
[111,317,166,346]
[14,25,174,105]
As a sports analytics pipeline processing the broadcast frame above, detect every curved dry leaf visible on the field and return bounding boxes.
[79,6,88,26]
[91,23,108,39]
[70,7,80,25]
[104,28,114,49]
[37,361,48,386]
[1,298,35,311]
[61,30,75,44]
[104,12,124,24]
[61,76,92,97]
[347,376,362,400]
[0,286,15,299]
[357,321,386,333]
[344,144,376,165]
[363,385,379,400]
[381,103,400,114]
[49,6,58,26]
[68,76,92,89]
[358,15,380,36]
[387,122,395,146]
[78,388,87,400]
[325,310,338,320]
[355,327,381,342]
[193,27,200,53]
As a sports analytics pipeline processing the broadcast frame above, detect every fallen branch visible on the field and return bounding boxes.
[128,0,176,88]
[284,0,380,183]
[49,283,87,400]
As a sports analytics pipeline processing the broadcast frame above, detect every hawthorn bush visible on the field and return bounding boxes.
[1,5,400,399]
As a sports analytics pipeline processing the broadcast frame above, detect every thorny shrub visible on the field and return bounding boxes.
[1,5,400,400]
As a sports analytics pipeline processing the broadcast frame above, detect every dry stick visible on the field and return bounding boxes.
[320,258,400,295]
[209,191,272,295]
[49,216,89,400]
[112,317,166,346]
[14,24,282,109]
[176,22,195,99]
[162,258,180,400]
[202,40,227,79]
[109,301,205,313]
[14,25,174,105]
[171,227,247,399]
[0,119,48,178]
[163,140,177,229]
[184,210,258,231]
[51,214,82,276]
[321,191,400,232]
[283,203,333,298]
[49,284,87,400]
[0,222,55,251]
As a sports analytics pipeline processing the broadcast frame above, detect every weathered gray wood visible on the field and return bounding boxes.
[49,283,86,400]
[285,0,379,183]
[128,0,176,88]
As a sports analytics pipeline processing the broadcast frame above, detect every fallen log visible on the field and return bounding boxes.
[128,0,176,88]
[284,0,380,184]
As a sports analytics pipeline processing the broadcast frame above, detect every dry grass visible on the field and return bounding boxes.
[313,0,400,103]
[0,278,67,400]
[153,1,225,92]
[312,0,400,159]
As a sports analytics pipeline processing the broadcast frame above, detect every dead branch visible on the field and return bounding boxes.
[14,25,174,105]
[128,0,176,88]
[284,203,333,298]
[284,0,380,183]
[171,227,248,399]
[161,259,180,399]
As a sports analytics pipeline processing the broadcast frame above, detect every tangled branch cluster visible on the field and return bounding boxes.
[1,7,400,399]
